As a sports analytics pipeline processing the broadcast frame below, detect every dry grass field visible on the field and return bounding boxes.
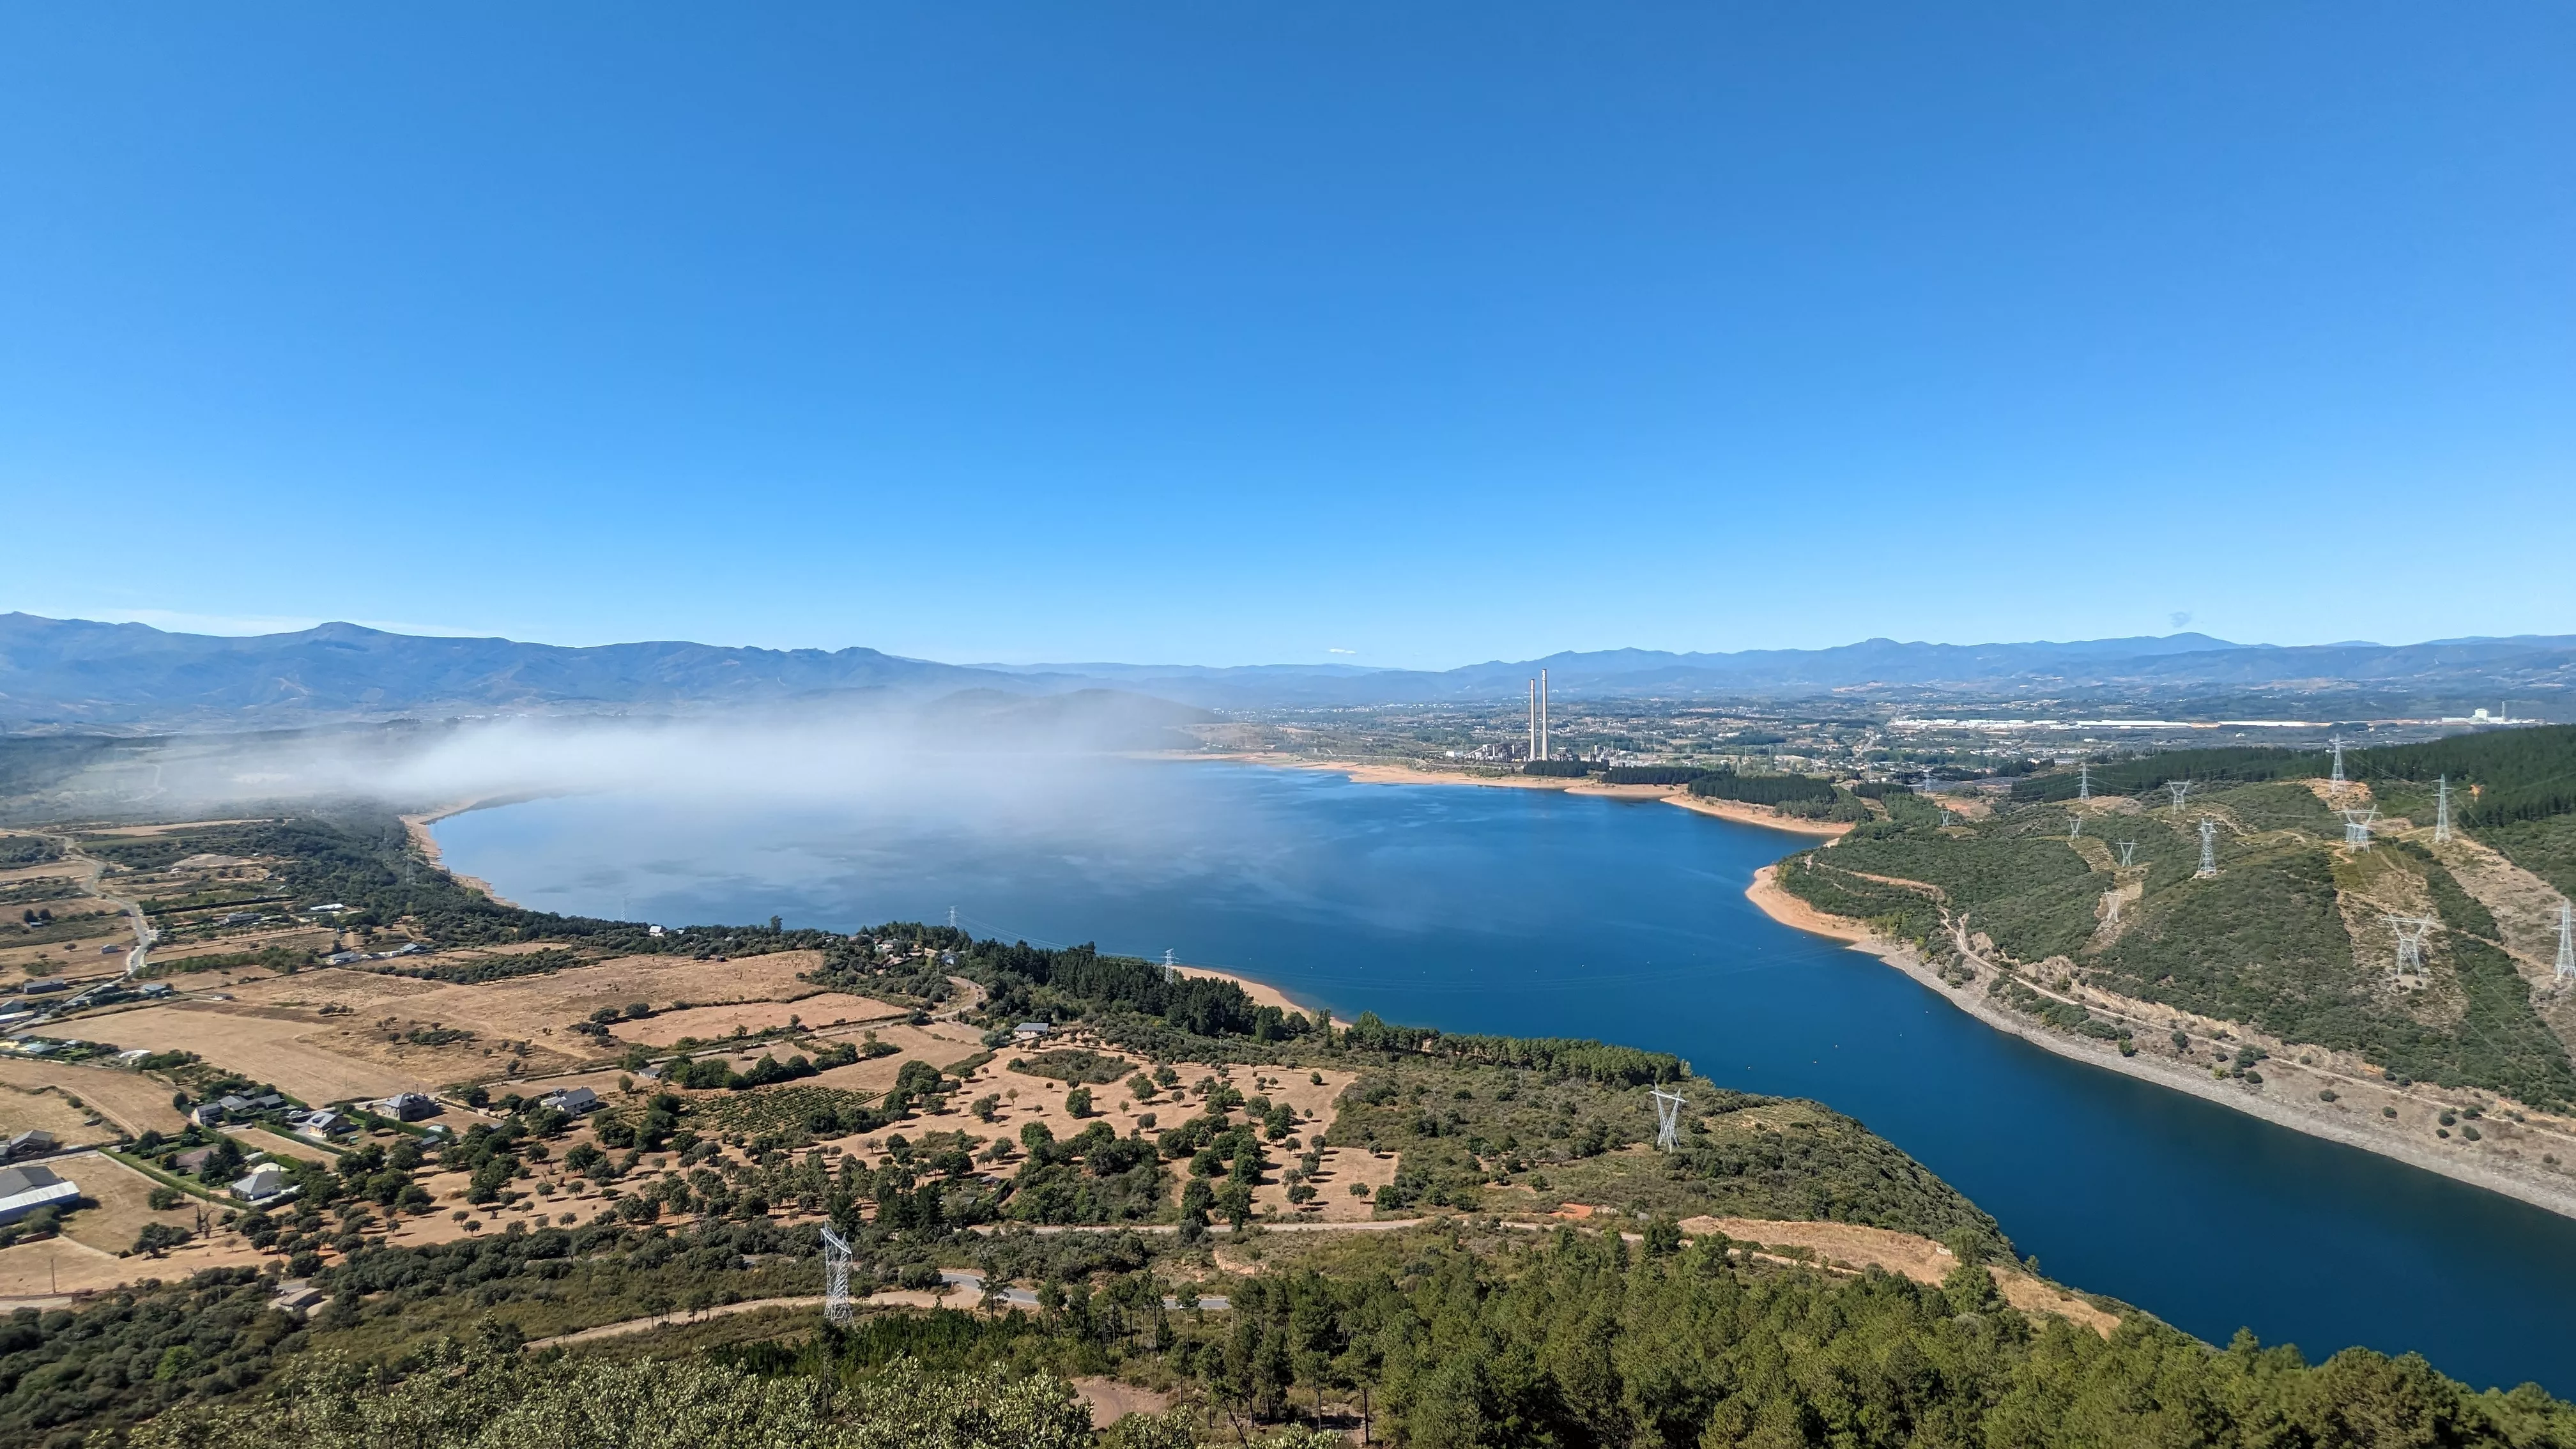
[52,1151,204,1259]
[68,949,886,1105]
[0,1059,188,1136]
[86,1002,429,1102]
[615,992,899,1047]
[0,1080,119,1151]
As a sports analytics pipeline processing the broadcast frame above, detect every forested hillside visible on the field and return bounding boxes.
[1786,727,2576,1111]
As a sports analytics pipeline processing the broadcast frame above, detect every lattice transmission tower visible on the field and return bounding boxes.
[2078,762,2091,802]
[2434,776,2453,845]
[2340,807,2379,849]
[2117,841,2137,868]
[2330,735,2347,790]
[1650,1089,1687,1152]
[2196,818,2220,877]
[2557,900,2574,985]
[821,1224,855,1324]
[2384,915,2437,979]
[2166,780,2193,816]
[1163,949,1179,983]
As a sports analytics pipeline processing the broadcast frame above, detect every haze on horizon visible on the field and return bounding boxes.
[3,6,2570,668]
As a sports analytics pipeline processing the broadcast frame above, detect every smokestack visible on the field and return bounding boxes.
[1528,680,1537,762]
[1540,668,1549,762]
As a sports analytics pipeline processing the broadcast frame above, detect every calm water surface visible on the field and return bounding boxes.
[435,761,2576,1392]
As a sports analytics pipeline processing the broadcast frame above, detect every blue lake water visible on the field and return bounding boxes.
[433,760,2576,1392]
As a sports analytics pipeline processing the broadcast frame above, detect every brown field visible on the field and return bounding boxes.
[617,993,900,1047]
[226,1124,340,1164]
[87,1002,429,1102]
[0,1059,187,1136]
[77,950,849,1101]
[51,1151,206,1259]
[0,1081,119,1151]
[1678,1215,2116,1336]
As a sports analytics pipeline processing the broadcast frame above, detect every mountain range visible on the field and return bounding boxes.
[3,612,2570,730]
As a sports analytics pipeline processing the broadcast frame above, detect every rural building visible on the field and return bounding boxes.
[0,1164,79,1225]
[188,1104,225,1128]
[229,1163,289,1203]
[270,1280,323,1317]
[291,1110,347,1137]
[1013,1022,1052,1041]
[171,1146,216,1172]
[323,951,365,966]
[1,1129,56,1160]
[375,1092,435,1121]
[539,1087,599,1115]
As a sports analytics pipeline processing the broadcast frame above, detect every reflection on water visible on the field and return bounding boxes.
[436,760,2576,1393]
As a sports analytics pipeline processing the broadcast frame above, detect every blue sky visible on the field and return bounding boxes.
[3,5,2569,670]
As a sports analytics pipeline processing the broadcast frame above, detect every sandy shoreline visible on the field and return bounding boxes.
[1209,753,1851,838]
[1173,964,1352,1031]
[402,802,519,908]
[1744,867,2576,1222]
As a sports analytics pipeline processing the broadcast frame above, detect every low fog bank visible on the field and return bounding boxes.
[1,687,1218,823]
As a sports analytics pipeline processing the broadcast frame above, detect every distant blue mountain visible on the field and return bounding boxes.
[3,612,2571,729]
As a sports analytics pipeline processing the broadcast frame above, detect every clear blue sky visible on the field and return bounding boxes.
[3,5,2569,669]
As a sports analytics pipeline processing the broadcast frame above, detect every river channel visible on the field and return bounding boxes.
[432,759,2576,1392]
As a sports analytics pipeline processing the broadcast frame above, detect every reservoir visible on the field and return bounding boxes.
[433,759,2576,1392]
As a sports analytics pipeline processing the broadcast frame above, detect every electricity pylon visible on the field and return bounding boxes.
[1163,949,1178,983]
[2384,915,2437,978]
[2166,780,2193,816]
[2196,818,2220,877]
[2078,762,2091,802]
[2069,815,2082,839]
[2102,891,2121,925]
[2330,735,2347,790]
[2340,807,2379,849]
[821,1225,855,1324]
[2557,900,2574,984]
[2117,841,2137,868]
[2434,776,2452,844]
[1650,1089,1687,1152]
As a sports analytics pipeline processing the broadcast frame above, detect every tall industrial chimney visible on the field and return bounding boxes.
[1540,668,1550,762]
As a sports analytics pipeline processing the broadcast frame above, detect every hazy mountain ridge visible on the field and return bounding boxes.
[4,613,2572,729]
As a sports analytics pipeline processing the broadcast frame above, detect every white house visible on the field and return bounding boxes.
[539,1086,599,1115]
[230,1163,289,1203]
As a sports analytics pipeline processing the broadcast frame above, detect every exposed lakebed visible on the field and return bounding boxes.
[433,759,2576,1392]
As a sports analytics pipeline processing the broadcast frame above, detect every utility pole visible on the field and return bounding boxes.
[2434,776,2452,845]
[2196,818,2220,877]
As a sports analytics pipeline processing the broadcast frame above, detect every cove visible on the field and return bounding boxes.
[431,760,2576,1393]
